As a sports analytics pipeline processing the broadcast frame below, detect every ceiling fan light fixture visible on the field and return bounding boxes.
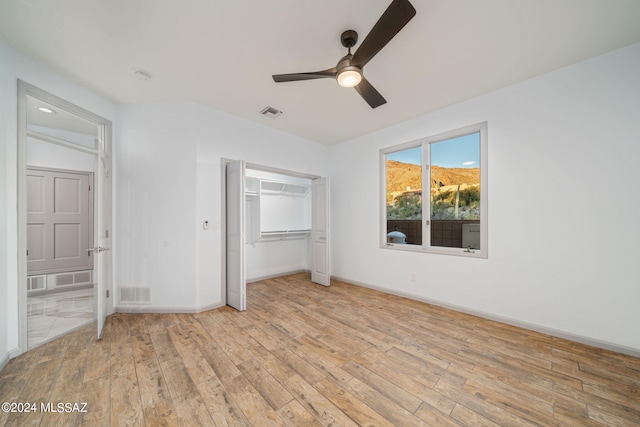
[336,68,362,88]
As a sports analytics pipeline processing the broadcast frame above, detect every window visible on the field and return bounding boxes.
[381,122,487,257]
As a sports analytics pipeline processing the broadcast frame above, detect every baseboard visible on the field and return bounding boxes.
[247,269,308,283]
[0,351,10,372]
[1,346,26,370]
[195,303,225,313]
[9,347,23,359]
[331,275,640,358]
[115,302,225,314]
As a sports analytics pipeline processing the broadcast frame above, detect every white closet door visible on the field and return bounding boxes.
[95,148,112,339]
[226,160,246,310]
[311,177,330,286]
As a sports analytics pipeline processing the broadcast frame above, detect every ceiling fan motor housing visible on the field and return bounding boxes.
[341,30,358,48]
[337,54,358,71]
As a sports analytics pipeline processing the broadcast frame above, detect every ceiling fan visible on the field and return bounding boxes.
[272,0,416,109]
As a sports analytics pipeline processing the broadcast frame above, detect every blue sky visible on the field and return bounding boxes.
[388,132,480,168]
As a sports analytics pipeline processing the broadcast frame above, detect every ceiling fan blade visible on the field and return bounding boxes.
[351,0,416,68]
[272,67,337,82]
[355,77,387,108]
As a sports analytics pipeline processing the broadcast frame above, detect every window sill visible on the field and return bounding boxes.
[380,243,487,259]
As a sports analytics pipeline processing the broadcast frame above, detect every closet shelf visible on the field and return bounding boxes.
[261,229,311,236]
[260,229,311,240]
[260,180,310,197]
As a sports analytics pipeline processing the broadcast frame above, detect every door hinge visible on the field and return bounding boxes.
[105,229,109,238]
[89,184,91,191]
[426,220,430,226]
[106,290,110,298]
[26,249,29,256]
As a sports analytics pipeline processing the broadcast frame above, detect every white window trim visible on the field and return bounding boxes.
[380,122,488,258]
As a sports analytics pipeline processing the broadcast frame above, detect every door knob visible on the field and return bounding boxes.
[87,246,111,255]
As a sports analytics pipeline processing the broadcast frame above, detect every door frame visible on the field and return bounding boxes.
[220,159,323,308]
[17,81,113,352]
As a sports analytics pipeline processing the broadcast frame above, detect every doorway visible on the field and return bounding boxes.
[26,166,95,348]
[223,160,330,311]
[17,81,113,353]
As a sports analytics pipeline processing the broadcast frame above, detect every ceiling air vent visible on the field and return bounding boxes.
[259,106,283,118]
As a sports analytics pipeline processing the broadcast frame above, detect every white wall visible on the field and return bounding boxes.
[117,103,328,311]
[0,36,116,362]
[116,104,199,310]
[329,43,640,354]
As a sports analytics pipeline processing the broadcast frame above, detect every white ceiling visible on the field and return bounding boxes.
[2,0,640,145]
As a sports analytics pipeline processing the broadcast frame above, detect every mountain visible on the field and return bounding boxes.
[431,165,480,188]
[386,160,480,195]
[386,160,422,193]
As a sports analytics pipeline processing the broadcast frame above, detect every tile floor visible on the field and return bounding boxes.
[27,287,95,348]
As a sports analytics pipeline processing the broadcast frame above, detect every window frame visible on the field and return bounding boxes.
[380,122,488,258]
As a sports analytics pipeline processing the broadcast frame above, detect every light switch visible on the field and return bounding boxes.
[203,220,209,230]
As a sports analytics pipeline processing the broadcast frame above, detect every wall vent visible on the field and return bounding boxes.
[119,286,151,305]
[259,106,283,118]
[27,275,46,291]
[75,271,91,283]
[53,270,92,288]
[56,273,74,287]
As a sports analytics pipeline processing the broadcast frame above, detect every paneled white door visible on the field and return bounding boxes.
[226,160,246,311]
[94,145,112,338]
[311,177,330,286]
[26,168,93,274]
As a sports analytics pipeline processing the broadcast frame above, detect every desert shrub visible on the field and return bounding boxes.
[387,192,422,219]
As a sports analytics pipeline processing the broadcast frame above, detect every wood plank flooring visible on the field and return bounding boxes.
[1,273,639,426]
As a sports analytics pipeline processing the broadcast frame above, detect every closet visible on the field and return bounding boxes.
[225,160,329,312]
[245,169,312,280]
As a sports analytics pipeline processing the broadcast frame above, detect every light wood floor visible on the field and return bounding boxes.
[1,273,639,426]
